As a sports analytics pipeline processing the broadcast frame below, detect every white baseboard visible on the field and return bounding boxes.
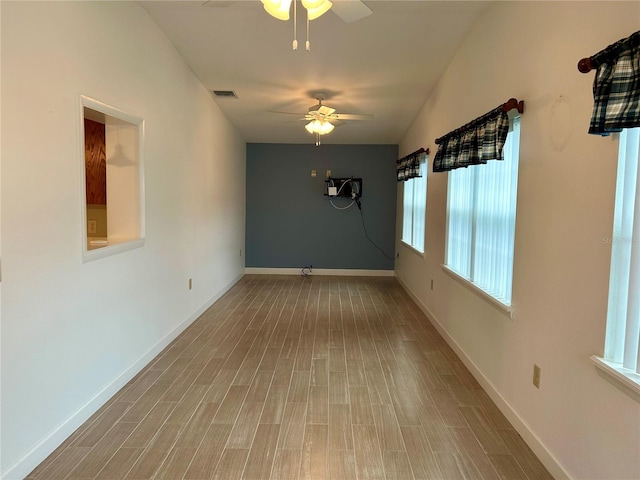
[2,274,243,480]
[245,267,395,277]
[395,275,573,480]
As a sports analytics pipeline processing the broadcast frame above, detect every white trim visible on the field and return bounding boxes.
[81,95,144,127]
[442,264,513,319]
[244,267,395,277]
[82,238,146,263]
[395,275,574,480]
[2,274,243,480]
[590,355,640,403]
[400,240,425,257]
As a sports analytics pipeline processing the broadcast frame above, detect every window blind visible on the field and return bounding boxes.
[446,117,521,305]
[605,127,640,376]
[402,156,427,252]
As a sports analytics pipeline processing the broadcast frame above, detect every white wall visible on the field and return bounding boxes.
[0,2,246,478]
[397,2,640,479]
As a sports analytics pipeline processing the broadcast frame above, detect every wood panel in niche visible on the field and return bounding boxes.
[84,118,106,205]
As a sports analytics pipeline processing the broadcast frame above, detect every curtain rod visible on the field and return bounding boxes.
[397,147,429,162]
[434,98,524,145]
[578,30,640,73]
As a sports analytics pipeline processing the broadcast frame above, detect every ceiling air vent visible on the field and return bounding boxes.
[212,90,238,98]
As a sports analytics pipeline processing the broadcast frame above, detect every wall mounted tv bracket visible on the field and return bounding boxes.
[325,177,362,199]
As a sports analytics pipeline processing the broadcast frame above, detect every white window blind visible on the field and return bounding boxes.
[445,117,521,305]
[603,127,640,383]
[402,158,427,252]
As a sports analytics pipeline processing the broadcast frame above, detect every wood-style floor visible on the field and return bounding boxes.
[27,275,554,480]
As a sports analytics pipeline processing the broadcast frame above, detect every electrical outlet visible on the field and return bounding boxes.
[311,169,317,177]
[533,364,541,389]
[88,220,97,235]
[189,278,193,290]
[326,169,331,178]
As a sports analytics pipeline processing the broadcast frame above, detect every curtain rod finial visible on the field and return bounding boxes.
[578,57,594,73]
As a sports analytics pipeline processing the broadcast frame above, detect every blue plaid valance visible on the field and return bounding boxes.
[433,106,512,173]
[587,30,640,135]
[397,148,427,181]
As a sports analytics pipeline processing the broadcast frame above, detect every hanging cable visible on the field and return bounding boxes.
[356,201,397,261]
[328,178,355,208]
[326,178,395,260]
[330,198,355,210]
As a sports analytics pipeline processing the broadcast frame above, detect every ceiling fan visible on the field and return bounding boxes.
[271,92,373,146]
[203,1,372,51]
[202,0,373,24]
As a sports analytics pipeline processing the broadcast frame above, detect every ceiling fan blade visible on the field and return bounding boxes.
[333,113,373,121]
[328,119,346,127]
[315,106,334,116]
[201,1,235,7]
[269,110,306,116]
[331,0,372,23]
[282,118,308,124]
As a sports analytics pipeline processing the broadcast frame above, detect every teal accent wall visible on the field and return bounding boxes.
[246,143,398,270]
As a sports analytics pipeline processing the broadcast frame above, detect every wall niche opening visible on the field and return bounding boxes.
[81,96,145,259]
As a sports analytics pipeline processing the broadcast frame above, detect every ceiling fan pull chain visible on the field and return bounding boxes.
[292,0,298,50]
[306,13,310,51]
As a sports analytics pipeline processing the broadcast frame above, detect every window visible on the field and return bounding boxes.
[445,116,520,307]
[81,96,145,260]
[402,156,427,253]
[594,127,640,393]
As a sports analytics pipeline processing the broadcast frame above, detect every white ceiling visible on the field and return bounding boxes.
[141,0,492,145]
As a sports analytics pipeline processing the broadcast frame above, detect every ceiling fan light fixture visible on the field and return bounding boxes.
[305,119,334,135]
[303,0,332,20]
[261,0,292,20]
[304,121,315,134]
[320,121,335,134]
[318,122,336,135]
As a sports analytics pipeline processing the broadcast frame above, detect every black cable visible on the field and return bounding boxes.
[356,201,397,261]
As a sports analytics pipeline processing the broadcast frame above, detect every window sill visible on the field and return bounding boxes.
[83,237,145,262]
[590,355,640,403]
[400,241,424,257]
[441,265,513,320]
